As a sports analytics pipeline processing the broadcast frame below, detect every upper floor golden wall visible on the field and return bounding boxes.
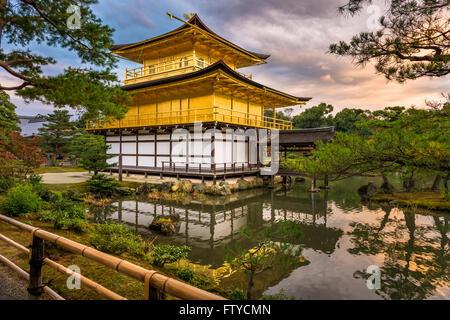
[123,46,252,85]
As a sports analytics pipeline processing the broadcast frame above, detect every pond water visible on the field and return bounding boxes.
[90,176,449,300]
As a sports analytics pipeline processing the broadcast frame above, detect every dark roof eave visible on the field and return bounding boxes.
[121,61,310,102]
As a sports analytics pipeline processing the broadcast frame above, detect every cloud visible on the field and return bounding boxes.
[2,0,448,117]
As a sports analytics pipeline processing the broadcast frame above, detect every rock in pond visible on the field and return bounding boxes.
[149,215,181,235]
[357,181,378,198]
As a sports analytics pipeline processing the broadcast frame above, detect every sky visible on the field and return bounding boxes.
[4,0,449,117]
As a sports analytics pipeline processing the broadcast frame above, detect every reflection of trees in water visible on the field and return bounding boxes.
[90,201,120,223]
[348,207,449,299]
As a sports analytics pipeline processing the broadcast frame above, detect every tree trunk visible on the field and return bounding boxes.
[247,273,254,300]
[0,0,7,48]
[431,175,442,191]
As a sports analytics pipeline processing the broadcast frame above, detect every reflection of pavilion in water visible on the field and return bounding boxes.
[96,189,343,266]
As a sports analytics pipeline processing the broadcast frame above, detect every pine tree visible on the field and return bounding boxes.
[0,0,131,119]
[38,110,77,157]
[69,133,114,175]
[330,0,449,82]
[0,90,19,135]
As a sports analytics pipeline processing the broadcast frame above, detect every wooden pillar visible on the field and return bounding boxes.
[231,130,234,169]
[145,279,165,300]
[256,129,260,170]
[118,155,123,182]
[154,131,158,169]
[118,131,123,182]
[169,129,173,168]
[136,131,139,167]
[28,235,44,300]
[272,106,276,127]
[211,126,215,181]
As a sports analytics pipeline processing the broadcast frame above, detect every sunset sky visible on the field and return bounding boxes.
[5,0,449,117]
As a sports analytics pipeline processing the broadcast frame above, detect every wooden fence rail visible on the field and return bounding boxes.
[0,214,225,300]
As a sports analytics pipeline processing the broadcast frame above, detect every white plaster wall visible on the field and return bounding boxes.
[138,135,154,141]
[106,142,120,154]
[105,130,252,169]
[123,156,136,166]
[138,156,154,167]
[157,142,170,155]
[138,142,154,155]
[122,135,136,141]
[122,142,136,154]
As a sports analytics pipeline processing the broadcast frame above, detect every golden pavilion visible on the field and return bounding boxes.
[86,14,311,179]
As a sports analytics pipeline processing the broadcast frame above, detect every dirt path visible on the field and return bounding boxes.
[40,172,92,184]
[0,264,28,300]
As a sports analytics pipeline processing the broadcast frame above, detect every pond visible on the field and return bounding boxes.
[90,176,449,300]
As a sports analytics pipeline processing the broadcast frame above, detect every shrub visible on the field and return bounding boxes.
[32,183,52,201]
[0,176,14,193]
[87,174,119,196]
[228,289,246,300]
[148,244,191,267]
[63,189,84,201]
[1,184,42,216]
[26,174,42,186]
[39,199,87,231]
[176,268,195,282]
[89,222,145,257]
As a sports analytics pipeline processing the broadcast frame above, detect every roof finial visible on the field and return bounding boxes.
[183,13,196,20]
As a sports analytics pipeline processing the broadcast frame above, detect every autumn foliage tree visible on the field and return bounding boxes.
[0,130,45,181]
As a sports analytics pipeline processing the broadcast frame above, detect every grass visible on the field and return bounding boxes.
[370,191,450,212]
[33,166,87,174]
[45,182,90,193]
[0,213,226,300]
